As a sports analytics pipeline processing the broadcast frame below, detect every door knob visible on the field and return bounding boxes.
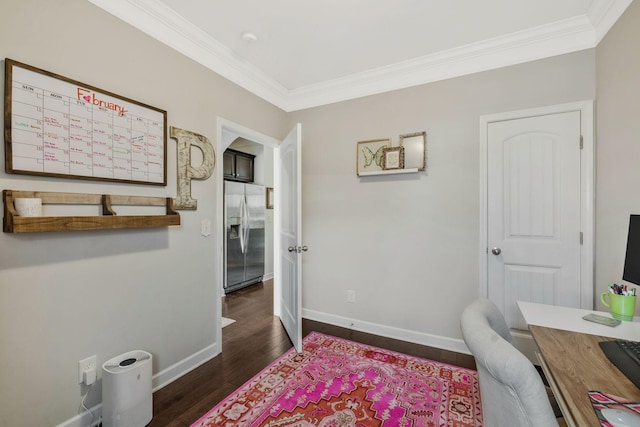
[491,247,502,255]
[288,246,309,253]
[288,246,296,252]
[301,246,308,252]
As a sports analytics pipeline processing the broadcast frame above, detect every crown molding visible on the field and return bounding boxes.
[88,0,631,112]
[287,15,597,111]
[587,0,632,44]
[88,0,290,110]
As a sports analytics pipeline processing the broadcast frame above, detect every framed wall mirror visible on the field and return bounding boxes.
[399,131,426,171]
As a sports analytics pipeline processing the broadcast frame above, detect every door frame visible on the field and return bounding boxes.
[215,117,281,351]
[478,100,595,309]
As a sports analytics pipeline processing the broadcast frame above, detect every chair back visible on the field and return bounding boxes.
[461,299,559,427]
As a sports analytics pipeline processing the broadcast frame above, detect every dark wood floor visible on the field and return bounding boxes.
[149,280,476,426]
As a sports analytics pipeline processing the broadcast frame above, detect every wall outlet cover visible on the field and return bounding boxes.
[78,355,97,384]
[347,290,356,303]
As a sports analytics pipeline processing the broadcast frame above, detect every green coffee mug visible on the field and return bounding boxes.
[601,292,636,321]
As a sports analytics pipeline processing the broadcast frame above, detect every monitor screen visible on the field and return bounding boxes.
[623,214,640,285]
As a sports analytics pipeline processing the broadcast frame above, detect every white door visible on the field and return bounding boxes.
[486,110,584,330]
[278,124,303,352]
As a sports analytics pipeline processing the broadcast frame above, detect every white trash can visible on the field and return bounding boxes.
[102,350,153,427]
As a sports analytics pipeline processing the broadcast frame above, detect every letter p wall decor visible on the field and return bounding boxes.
[170,126,215,210]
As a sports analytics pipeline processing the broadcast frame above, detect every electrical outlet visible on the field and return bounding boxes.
[78,355,97,384]
[347,290,356,303]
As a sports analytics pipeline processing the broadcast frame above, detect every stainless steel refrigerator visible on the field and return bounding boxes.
[224,181,265,294]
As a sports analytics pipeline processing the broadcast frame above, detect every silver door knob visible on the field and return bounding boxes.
[491,247,501,255]
[288,246,296,252]
[301,246,308,252]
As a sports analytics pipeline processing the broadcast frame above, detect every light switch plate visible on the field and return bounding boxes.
[201,219,211,236]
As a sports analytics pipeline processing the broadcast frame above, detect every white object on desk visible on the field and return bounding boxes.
[517,301,640,341]
[600,408,640,427]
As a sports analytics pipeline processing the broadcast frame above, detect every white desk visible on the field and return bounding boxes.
[518,301,640,427]
[517,301,640,340]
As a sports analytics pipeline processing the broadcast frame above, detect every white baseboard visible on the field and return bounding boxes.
[263,272,274,281]
[511,329,541,365]
[58,341,221,427]
[302,309,470,355]
[152,342,220,392]
[55,402,102,427]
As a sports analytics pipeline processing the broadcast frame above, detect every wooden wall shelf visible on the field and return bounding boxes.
[357,168,419,177]
[3,190,180,233]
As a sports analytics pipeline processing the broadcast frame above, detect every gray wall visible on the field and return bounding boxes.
[1,0,638,425]
[0,1,288,426]
[291,50,596,345]
[596,0,640,306]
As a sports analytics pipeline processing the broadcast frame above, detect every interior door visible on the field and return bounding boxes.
[278,124,303,352]
[487,111,582,330]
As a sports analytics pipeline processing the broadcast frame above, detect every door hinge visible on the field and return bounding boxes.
[580,135,584,150]
[580,231,583,245]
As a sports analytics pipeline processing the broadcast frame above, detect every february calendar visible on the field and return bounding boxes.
[4,59,167,185]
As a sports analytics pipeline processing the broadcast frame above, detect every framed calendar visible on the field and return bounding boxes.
[4,58,167,185]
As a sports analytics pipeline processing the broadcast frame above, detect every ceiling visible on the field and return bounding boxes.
[89,0,631,111]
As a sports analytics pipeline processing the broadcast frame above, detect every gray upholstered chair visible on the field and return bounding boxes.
[461,299,559,427]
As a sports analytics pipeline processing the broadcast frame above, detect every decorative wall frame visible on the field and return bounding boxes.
[356,138,391,176]
[399,131,426,171]
[4,58,167,185]
[266,187,274,209]
[381,146,404,170]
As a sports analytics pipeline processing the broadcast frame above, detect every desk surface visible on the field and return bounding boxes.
[518,301,640,340]
[518,302,640,427]
[529,326,640,427]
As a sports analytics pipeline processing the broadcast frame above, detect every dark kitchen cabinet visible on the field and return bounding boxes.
[223,149,255,182]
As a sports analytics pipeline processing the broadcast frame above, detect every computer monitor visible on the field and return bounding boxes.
[622,214,640,285]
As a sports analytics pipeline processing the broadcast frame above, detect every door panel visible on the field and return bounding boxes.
[504,265,559,329]
[244,226,264,281]
[226,231,245,287]
[225,181,246,289]
[244,183,265,280]
[488,111,581,330]
[235,154,254,182]
[279,124,302,352]
[506,135,555,237]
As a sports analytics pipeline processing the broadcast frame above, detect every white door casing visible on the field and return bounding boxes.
[479,101,594,329]
[277,123,303,352]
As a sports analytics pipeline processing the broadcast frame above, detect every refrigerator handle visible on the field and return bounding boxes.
[239,194,246,254]
[243,194,251,253]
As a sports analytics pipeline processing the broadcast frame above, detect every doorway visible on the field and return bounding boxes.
[479,101,594,360]
[215,118,281,350]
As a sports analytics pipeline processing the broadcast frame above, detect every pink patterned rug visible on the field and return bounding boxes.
[192,332,482,427]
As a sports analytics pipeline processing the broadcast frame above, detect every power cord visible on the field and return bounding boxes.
[81,384,96,427]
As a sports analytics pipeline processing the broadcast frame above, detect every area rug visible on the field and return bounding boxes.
[192,332,482,427]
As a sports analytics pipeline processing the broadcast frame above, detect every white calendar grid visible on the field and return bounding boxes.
[8,63,166,184]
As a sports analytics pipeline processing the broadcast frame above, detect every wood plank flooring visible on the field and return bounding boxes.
[149,280,476,426]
